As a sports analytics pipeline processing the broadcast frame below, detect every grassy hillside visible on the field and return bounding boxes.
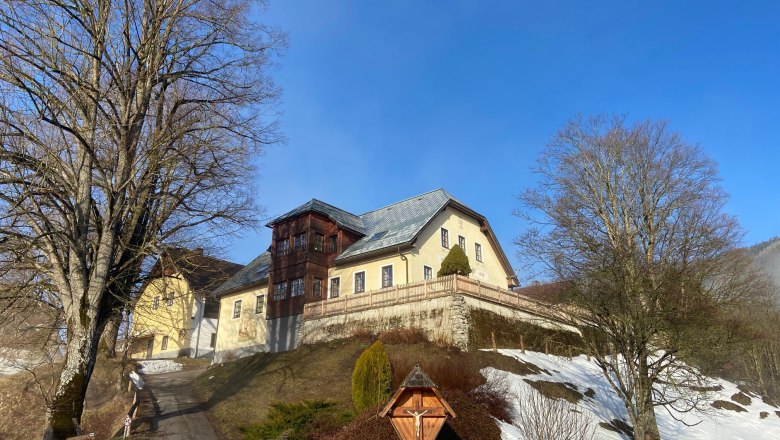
[193,331,543,439]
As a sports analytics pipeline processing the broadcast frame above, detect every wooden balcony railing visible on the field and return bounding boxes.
[302,274,574,324]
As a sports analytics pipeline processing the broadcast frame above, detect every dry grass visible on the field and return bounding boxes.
[0,354,133,439]
[194,337,530,440]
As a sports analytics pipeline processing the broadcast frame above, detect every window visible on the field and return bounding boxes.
[312,233,324,252]
[313,277,323,298]
[232,300,242,319]
[381,265,393,288]
[152,296,160,310]
[328,235,338,253]
[475,243,483,262]
[210,333,217,348]
[276,238,290,256]
[293,233,307,251]
[273,282,287,300]
[441,228,449,248]
[330,277,340,298]
[255,295,264,314]
[458,235,466,250]
[178,329,187,338]
[424,266,433,280]
[291,277,305,297]
[354,272,365,294]
[161,336,169,350]
[166,292,174,306]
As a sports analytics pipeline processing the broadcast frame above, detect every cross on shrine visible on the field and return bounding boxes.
[381,365,456,440]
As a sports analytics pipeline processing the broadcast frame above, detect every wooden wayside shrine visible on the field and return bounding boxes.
[380,365,456,440]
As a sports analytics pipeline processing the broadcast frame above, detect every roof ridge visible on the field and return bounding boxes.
[359,188,449,216]
[309,198,359,218]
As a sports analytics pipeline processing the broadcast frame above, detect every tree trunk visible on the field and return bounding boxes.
[100,313,122,358]
[44,310,103,440]
[633,403,661,440]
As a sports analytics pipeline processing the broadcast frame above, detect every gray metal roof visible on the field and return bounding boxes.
[400,364,437,388]
[267,199,365,234]
[213,252,271,297]
[335,189,454,262]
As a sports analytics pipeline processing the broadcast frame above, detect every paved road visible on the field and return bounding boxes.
[132,369,218,440]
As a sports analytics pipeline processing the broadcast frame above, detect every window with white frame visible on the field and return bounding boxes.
[424,266,433,280]
[210,333,217,348]
[232,299,242,319]
[354,271,365,294]
[161,336,169,350]
[475,243,483,262]
[153,296,160,310]
[330,277,340,298]
[255,295,264,314]
[291,277,305,297]
[273,282,287,300]
[166,292,174,306]
[381,265,393,288]
[458,235,466,250]
[441,228,449,248]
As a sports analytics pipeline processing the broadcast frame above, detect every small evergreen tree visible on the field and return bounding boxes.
[438,244,472,277]
[351,340,392,411]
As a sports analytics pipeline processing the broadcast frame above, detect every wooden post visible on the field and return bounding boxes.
[491,331,497,352]
[544,339,549,355]
[453,275,458,292]
[520,335,525,353]
[127,378,132,392]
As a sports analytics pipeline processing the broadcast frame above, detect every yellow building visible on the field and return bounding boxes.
[213,189,518,361]
[131,248,242,359]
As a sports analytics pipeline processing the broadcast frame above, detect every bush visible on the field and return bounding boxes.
[437,245,472,277]
[515,391,597,440]
[351,340,392,411]
[379,328,428,345]
[241,400,353,440]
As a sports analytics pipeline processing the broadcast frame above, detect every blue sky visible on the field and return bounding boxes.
[225,1,779,282]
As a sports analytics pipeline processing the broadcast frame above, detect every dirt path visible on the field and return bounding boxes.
[131,369,218,440]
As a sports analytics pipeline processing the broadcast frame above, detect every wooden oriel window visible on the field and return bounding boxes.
[277,239,290,256]
[312,233,325,252]
[328,235,338,253]
[293,233,307,251]
[313,277,323,298]
[273,282,287,300]
[291,277,305,297]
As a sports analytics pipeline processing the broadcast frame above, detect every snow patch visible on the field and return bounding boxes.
[137,360,183,375]
[487,349,780,440]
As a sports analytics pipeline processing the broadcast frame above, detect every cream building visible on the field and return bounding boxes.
[212,189,518,362]
[131,248,242,359]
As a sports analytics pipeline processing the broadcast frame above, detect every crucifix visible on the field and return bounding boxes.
[405,409,428,439]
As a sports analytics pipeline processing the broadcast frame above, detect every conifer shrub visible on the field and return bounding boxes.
[437,244,472,277]
[351,340,392,411]
[241,400,353,440]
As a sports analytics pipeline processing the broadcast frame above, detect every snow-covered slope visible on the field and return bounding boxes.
[487,350,780,440]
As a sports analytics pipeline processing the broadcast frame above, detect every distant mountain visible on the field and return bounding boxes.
[750,237,780,301]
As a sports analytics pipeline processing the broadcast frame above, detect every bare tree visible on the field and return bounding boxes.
[0,0,284,437]
[515,115,766,440]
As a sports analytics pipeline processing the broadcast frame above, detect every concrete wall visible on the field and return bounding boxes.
[191,316,217,358]
[269,314,301,353]
[300,295,465,348]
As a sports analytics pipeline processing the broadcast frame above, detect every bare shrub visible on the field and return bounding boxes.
[349,327,376,341]
[516,391,599,440]
[378,327,428,345]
